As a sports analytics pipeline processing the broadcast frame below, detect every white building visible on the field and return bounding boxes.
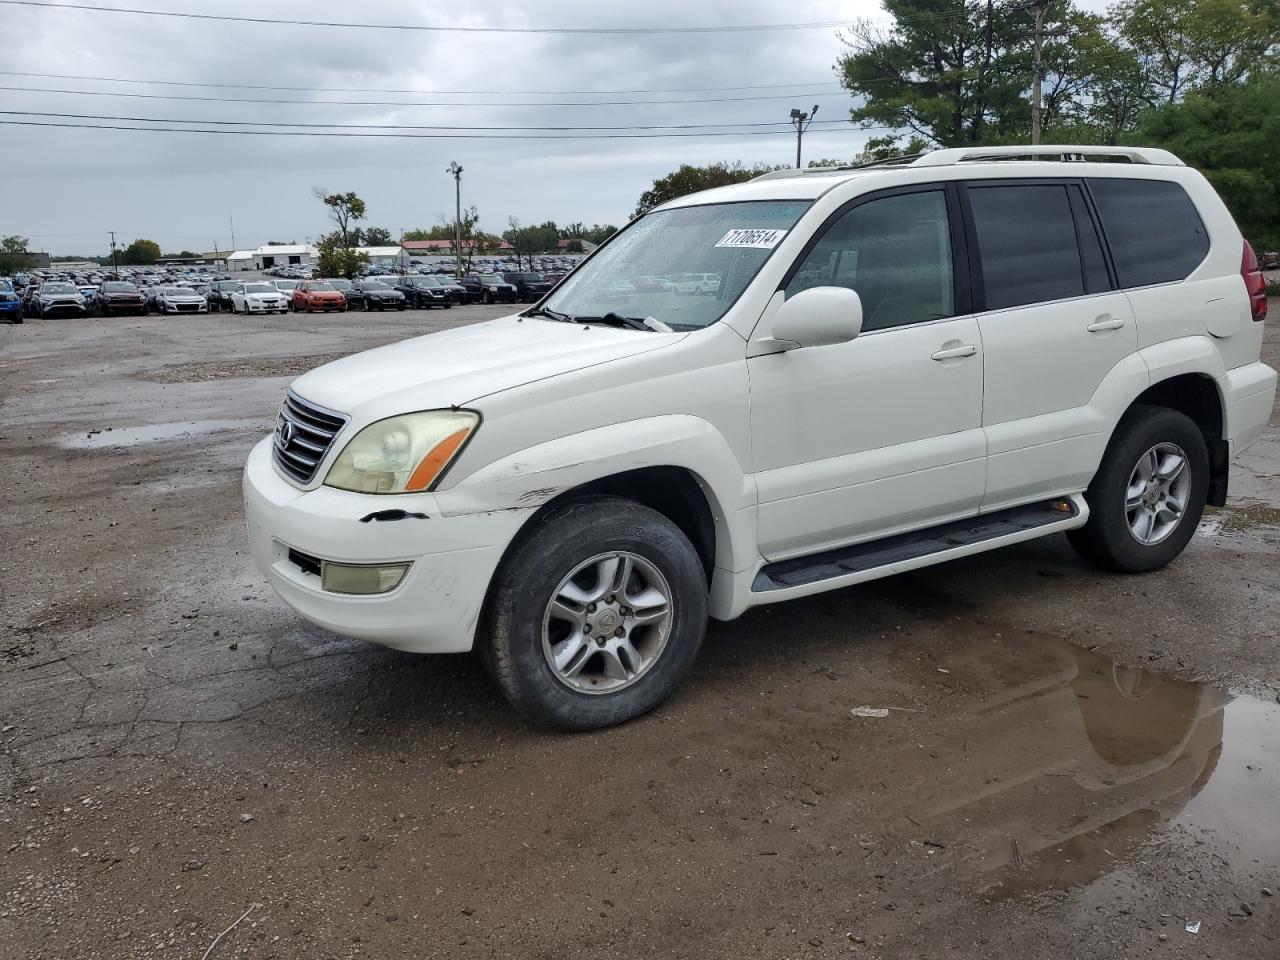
[226,250,255,272]
[225,245,318,272]
[357,246,411,270]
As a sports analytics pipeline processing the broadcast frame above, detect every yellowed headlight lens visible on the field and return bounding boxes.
[324,411,478,494]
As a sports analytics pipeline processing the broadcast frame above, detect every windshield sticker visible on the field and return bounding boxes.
[715,228,788,249]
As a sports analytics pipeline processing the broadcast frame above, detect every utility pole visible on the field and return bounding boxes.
[1030,0,1048,145]
[447,161,464,279]
[108,231,118,278]
[789,105,819,169]
[229,213,237,252]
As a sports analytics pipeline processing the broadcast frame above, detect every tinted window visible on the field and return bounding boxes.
[1069,185,1110,294]
[1089,178,1208,287]
[785,190,954,332]
[969,184,1084,310]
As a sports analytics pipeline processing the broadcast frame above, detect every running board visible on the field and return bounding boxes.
[752,498,1082,593]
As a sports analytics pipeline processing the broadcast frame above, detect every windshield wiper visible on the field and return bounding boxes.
[523,305,573,322]
[571,312,670,332]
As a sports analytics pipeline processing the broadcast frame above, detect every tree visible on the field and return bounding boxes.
[122,239,161,264]
[1111,0,1277,105]
[634,162,779,217]
[1134,69,1280,249]
[362,226,394,247]
[564,239,585,253]
[0,235,34,274]
[315,232,370,278]
[559,222,617,244]
[314,190,366,247]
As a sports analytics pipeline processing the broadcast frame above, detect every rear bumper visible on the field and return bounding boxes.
[242,437,532,653]
[1224,361,1278,456]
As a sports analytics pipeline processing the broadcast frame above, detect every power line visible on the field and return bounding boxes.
[0,118,885,140]
[0,108,852,133]
[0,69,844,96]
[0,1,857,35]
[0,83,857,108]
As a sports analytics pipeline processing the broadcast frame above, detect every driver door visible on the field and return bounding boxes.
[748,186,987,560]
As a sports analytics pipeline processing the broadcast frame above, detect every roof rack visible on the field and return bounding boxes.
[910,144,1184,166]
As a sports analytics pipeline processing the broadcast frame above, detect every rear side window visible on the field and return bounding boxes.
[1088,178,1209,287]
[968,183,1084,310]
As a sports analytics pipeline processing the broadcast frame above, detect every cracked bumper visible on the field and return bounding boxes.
[242,437,531,653]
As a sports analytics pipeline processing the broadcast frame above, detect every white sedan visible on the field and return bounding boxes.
[230,282,288,315]
[154,286,209,315]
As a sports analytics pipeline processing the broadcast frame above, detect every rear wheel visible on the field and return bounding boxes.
[486,497,707,729]
[1068,405,1209,573]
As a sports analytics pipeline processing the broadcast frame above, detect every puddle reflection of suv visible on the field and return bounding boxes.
[245,145,1276,729]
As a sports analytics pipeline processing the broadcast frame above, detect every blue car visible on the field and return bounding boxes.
[0,279,22,323]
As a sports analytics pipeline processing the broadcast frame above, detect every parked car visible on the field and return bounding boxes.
[353,279,406,311]
[416,274,468,304]
[675,273,721,295]
[327,278,366,311]
[32,281,88,318]
[501,272,553,302]
[394,276,452,309]
[460,273,518,304]
[0,279,22,323]
[291,280,348,313]
[230,282,289,315]
[94,281,147,316]
[244,144,1277,730]
[273,279,301,301]
[208,280,239,312]
[154,286,209,315]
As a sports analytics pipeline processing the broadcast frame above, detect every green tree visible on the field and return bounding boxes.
[634,162,779,217]
[363,226,394,246]
[1134,69,1280,249]
[0,235,34,274]
[1111,0,1277,105]
[314,190,366,247]
[315,232,370,278]
[564,239,586,253]
[122,238,161,264]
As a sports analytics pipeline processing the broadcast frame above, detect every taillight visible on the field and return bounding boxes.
[1242,241,1268,322]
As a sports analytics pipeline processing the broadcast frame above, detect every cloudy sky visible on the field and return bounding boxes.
[1,0,1104,256]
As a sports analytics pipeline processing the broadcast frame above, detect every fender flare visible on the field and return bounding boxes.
[436,414,757,573]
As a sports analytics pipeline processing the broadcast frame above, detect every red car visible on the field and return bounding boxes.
[290,280,349,313]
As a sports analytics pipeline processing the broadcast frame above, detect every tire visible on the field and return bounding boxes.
[485,496,707,729]
[1067,404,1209,573]
[443,301,452,310]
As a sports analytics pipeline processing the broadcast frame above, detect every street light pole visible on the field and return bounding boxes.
[1031,1,1046,145]
[789,104,819,169]
[447,161,464,279]
[109,230,118,278]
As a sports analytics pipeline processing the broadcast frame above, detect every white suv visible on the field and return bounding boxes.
[244,145,1276,729]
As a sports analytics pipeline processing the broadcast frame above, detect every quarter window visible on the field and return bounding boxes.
[968,183,1084,310]
[785,190,954,332]
[1088,178,1209,288]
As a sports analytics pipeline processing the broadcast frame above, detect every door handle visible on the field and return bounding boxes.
[931,344,978,361]
[1087,315,1126,333]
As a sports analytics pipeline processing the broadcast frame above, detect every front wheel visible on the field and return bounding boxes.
[1067,405,1209,573]
[485,497,707,729]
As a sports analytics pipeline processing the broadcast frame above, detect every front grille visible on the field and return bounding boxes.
[272,391,348,485]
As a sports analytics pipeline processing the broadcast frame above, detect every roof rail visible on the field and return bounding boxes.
[910,144,1184,167]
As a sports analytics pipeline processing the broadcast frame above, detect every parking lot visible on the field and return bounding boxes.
[1,307,1278,958]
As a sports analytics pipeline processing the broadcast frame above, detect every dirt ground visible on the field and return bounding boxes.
[1,305,1277,960]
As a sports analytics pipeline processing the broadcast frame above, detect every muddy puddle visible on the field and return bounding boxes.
[830,634,1279,896]
[1200,502,1280,535]
[56,418,264,449]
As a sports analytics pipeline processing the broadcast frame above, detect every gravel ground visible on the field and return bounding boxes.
[1,305,1277,959]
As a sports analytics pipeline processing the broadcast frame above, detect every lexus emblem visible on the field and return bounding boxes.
[275,418,295,449]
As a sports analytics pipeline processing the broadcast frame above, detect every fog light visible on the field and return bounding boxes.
[320,561,410,595]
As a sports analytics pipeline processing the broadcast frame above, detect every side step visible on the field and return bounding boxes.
[752,498,1081,592]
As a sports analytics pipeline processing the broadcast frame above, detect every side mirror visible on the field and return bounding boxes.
[770,286,863,350]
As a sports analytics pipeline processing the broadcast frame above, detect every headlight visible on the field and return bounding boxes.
[324,410,479,494]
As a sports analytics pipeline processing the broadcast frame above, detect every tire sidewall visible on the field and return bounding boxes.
[489,498,707,729]
[1086,407,1209,572]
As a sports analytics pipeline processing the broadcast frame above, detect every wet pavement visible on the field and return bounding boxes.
[1,308,1278,959]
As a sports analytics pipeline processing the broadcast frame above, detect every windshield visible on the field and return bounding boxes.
[328,279,351,290]
[307,281,335,291]
[0,281,11,292]
[542,200,809,330]
[43,283,76,294]
[102,282,136,292]
[362,281,390,290]
[244,283,275,294]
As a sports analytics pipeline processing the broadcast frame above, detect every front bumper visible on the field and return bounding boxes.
[0,300,21,315]
[41,303,87,316]
[242,437,532,653]
[246,300,286,312]
[162,302,208,313]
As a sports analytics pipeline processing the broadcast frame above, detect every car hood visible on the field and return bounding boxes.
[290,314,686,414]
